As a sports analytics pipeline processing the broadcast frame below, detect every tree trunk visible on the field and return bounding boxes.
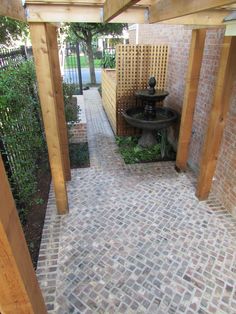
[86,40,96,85]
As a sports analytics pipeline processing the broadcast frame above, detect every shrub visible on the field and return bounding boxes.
[101,51,116,69]
[63,83,80,124]
[0,60,45,222]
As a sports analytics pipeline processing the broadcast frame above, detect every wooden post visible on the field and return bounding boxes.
[45,23,71,182]
[196,36,236,199]
[30,23,69,214]
[0,156,47,314]
[176,29,206,170]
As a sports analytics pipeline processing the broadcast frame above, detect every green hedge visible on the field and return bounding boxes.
[0,61,46,221]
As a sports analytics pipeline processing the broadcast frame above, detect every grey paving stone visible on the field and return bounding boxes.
[37,88,236,313]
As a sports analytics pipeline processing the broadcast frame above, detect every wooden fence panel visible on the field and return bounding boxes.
[102,69,117,133]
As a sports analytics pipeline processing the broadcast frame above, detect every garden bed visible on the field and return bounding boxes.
[69,143,90,168]
[23,156,51,269]
[116,134,176,164]
[68,96,90,168]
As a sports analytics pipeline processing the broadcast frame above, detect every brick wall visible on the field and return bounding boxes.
[129,24,236,216]
[69,122,87,143]
[68,95,88,144]
[129,29,136,44]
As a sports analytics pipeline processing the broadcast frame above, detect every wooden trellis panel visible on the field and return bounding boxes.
[102,44,169,136]
[116,44,169,135]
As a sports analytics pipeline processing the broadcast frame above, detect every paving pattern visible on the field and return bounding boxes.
[37,89,236,314]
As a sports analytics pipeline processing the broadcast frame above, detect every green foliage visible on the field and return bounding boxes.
[101,51,116,69]
[65,54,101,69]
[69,143,90,169]
[116,133,176,164]
[66,23,127,44]
[116,136,161,164]
[63,83,80,124]
[0,60,45,221]
[0,16,28,45]
[34,197,44,205]
[64,23,127,83]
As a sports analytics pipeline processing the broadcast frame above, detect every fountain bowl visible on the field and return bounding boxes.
[122,107,178,131]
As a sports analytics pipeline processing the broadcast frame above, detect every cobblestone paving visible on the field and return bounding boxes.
[37,89,236,314]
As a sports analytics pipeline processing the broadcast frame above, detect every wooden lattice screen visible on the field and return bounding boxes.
[102,44,169,136]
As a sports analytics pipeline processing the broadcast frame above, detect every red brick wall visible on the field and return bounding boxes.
[129,24,236,216]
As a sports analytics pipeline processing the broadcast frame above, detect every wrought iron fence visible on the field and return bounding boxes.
[0,46,32,70]
[63,42,83,94]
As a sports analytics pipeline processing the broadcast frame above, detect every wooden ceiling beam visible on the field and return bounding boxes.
[103,0,140,22]
[25,0,153,6]
[26,4,147,23]
[26,0,104,5]
[160,10,230,26]
[0,0,26,21]
[149,0,236,23]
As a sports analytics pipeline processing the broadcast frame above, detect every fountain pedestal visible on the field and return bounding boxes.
[138,130,157,148]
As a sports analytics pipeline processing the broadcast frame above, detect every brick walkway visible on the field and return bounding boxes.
[37,89,236,314]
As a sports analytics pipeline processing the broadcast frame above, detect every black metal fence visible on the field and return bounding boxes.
[0,46,32,70]
[63,42,83,94]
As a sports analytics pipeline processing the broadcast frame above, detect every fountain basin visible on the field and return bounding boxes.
[122,107,178,148]
[122,107,178,130]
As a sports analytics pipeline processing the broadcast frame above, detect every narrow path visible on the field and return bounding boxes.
[37,89,236,314]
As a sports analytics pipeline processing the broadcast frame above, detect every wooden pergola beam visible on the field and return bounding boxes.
[176,29,206,171]
[25,0,153,5]
[161,10,229,26]
[26,4,147,23]
[103,0,140,22]
[196,36,236,200]
[0,0,26,21]
[46,23,71,182]
[149,0,236,23]
[30,22,69,214]
[0,156,47,313]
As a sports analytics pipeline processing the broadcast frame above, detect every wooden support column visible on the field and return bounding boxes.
[30,23,69,214]
[176,29,206,170]
[196,36,236,199]
[0,156,47,314]
[45,23,71,182]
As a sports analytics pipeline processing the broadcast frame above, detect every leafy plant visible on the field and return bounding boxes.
[63,83,81,124]
[0,60,46,222]
[116,133,175,164]
[115,136,161,164]
[0,16,28,46]
[101,51,116,69]
[69,143,90,169]
[34,197,44,205]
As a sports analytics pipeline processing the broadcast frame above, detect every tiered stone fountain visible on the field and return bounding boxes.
[122,77,178,148]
